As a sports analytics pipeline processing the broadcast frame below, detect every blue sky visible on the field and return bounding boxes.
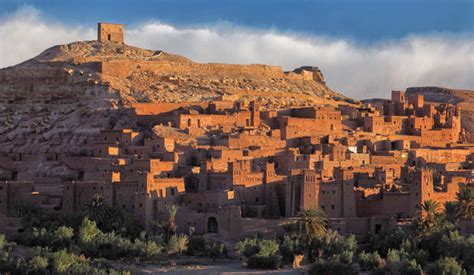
[0,0,473,98]
[2,0,473,42]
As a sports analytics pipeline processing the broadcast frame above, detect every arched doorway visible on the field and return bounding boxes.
[207,217,218,233]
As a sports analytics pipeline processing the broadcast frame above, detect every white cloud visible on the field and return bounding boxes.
[1,7,473,99]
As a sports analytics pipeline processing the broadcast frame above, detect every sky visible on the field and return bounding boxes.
[0,0,473,99]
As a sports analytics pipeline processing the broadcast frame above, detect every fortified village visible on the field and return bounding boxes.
[1,23,473,238]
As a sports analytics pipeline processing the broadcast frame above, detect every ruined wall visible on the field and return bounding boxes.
[100,60,285,79]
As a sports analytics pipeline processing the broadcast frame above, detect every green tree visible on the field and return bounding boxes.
[28,255,49,272]
[456,187,473,220]
[358,251,382,271]
[431,257,464,275]
[51,249,76,273]
[79,218,100,244]
[296,207,328,244]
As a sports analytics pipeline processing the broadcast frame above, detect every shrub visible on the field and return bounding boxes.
[187,236,208,257]
[28,255,49,272]
[0,235,24,273]
[51,249,77,273]
[399,259,423,275]
[208,241,227,261]
[79,218,100,244]
[358,250,382,271]
[168,234,188,255]
[280,234,304,264]
[247,255,282,269]
[235,237,259,258]
[187,237,227,260]
[257,239,279,257]
[309,258,358,275]
[430,257,464,275]
[369,227,409,256]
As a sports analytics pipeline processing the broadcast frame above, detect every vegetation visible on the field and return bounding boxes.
[2,198,214,273]
[233,187,473,273]
[2,188,473,273]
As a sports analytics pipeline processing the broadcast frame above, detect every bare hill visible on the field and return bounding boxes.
[0,40,351,155]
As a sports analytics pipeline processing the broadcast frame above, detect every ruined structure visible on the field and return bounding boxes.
[1,24,472,237]
[98,22,124,44]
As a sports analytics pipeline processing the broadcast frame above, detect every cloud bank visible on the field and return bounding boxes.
[1,8,473,99]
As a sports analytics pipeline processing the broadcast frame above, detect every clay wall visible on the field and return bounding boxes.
[279,116,343,139]
[63,181,113,213]
[99,129,140,145]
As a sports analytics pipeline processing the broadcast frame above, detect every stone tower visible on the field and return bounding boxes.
[98,22,124,44]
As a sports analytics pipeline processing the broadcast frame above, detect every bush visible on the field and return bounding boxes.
[309,258,358,275]
[247,255,282,269]
[369,227,409,256]
[358,250,382,271]
[28,255,49,272]
[0,234,24,273]
[430,257,464,275]
[208,241,227,261]
[135,239,163,259]
[312,231,357,258]
[187,236,227,260]
[257,239,279,257]
[79,218,100,244]
[280,234,304,264]
[167,234,188,255]
[187,236,208,257]
[235,237,259,258]
[399,259,423,275]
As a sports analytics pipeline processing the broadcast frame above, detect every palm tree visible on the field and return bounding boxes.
[443,201,459,222]
[176,234,189,255]
[166,204,179,235]
[83,194,106,224]
[296,207,328,243]
[456,187,473,220]
[421,199,440,227]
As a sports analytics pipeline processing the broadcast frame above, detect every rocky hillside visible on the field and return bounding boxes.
[406,86,474,142]
[0,40,350,155]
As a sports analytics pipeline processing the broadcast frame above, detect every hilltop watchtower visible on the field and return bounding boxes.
[98,22,124,44]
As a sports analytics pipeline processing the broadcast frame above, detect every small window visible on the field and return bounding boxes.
[107,34,112,41]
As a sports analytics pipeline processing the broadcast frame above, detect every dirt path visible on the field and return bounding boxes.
[120,258,308,274]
